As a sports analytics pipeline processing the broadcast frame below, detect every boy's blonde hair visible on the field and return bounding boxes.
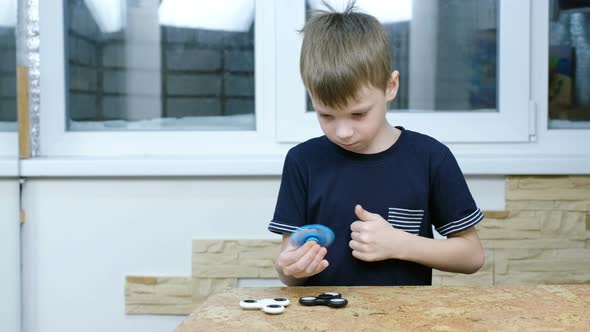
[300,1,392,109]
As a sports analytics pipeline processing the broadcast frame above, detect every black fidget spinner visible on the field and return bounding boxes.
[298,292,348,308]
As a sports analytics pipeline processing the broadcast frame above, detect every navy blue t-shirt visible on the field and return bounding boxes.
[268,127,483,286]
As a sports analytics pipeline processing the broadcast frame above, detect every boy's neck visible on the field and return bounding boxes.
[366,123,401,154]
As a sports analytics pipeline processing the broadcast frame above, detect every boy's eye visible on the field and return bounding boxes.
[319,114,333,119]
[352,113,366,118]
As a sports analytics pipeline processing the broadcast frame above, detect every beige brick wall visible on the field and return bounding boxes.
[126,240,280,315]
[126,175,590,315]
[486,176,590,284]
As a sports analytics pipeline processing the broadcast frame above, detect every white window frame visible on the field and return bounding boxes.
[23,0,590,176]
[39,0,286,158]
[276,0,532,143]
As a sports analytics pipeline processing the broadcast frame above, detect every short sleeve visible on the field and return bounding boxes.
[268,150,307,234]
[430,146,483,236]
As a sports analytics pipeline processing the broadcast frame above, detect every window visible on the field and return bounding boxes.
[0,0,17,157]
[66,0,255,132]
[277,0,532,143]
[548,0,590,129]
[0,25,16,130]
[39,0,277,157]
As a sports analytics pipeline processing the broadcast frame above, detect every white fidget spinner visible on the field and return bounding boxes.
[239,297,291,314]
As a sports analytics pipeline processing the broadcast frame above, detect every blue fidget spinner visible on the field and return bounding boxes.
[290,224,335,247]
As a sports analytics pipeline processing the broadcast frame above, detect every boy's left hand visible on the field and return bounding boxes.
[349,204,410,262]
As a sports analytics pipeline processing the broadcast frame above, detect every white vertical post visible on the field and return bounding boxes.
[0,180,20,332]
[124,0,162,120]
[408,1,438,111]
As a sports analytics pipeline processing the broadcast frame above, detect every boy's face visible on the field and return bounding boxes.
[312,72,399,154]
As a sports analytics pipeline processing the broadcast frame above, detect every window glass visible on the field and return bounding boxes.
[305,0,498,113]
[0,1,17,132]
[66,0,255,131]
[548,0,590,129]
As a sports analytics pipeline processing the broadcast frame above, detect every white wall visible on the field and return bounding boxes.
[21,176,504,332]
[0,179,20,332]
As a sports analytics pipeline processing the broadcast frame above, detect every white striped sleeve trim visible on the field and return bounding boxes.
[268,221,300,234]
[436,208,484,236]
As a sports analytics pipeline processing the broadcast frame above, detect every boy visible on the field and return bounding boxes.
[268,2,484,286]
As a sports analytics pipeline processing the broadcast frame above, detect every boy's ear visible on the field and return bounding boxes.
[385,71,400,102]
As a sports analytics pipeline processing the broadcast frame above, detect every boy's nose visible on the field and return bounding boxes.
[335,124,353,140]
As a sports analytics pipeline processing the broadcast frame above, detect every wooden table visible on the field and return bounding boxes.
[175,285,590,331]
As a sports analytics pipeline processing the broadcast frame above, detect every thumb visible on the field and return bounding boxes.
[355,204,380,222]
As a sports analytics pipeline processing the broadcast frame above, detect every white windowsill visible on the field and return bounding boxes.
[19,156,286,177]
[18,153,590,177]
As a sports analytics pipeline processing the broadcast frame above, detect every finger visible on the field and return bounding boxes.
[314,259,329,274]
[352,231,369,244]
[349,239,365,252]
[355,204,382,222]
[351,231,362,242]
[284,243,321,276]
[350,220,364,232]
[278,241,315,267]
[292,243,324,277]
[355,204,370,221]
[289,240,316,256]
[305,247,327,275]
[351,249,365,261]
[285,236,314,251]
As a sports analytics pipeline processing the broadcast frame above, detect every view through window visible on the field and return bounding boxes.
[66,0,256,131]
[548,0,590,129]
[304,0,498,114]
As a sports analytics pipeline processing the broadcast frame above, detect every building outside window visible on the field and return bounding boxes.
[66,0,255,132]
[548,0,590,129]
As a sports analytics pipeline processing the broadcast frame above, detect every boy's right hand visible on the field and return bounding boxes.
[275,240,329,279]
